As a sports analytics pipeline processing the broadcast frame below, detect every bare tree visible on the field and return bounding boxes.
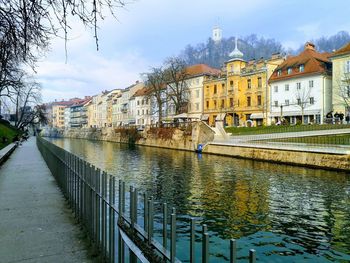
[163,57,189,115]
[295,85,312,124]
[145,68,167,126]
[12,78,45,129]
[335,73,350,119]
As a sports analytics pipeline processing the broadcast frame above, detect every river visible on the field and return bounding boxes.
[49,138,350,262]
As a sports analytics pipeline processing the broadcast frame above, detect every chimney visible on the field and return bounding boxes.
[305,42,315,51]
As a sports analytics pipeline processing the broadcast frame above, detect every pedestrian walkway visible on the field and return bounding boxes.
[212,128,350,155]
[0,138,96,262]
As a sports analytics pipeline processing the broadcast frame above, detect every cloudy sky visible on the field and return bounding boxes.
[35,0,350,102]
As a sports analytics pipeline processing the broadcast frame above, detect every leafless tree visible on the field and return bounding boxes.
[295,85,312,124]
[163,57,189,115]
[12,78,46,129]
[335,73,350,118]
[144,68,167,126]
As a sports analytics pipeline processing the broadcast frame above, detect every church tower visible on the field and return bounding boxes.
[212,25,222,43]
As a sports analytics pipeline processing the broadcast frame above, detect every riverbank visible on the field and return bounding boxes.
[0,138,97,262]
[42,125,350,171]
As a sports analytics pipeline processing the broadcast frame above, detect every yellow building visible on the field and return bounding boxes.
[52,104,66,128]
[329,42,350,117]
[203,38,284,126]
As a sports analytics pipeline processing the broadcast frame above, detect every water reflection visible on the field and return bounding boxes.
[49,138,350,262]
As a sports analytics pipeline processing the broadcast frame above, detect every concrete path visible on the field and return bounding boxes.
[226,128,350,142]
[0,138,96,263]
[212,128,350,155]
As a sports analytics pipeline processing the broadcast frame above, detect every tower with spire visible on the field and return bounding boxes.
[212,25,222,43]
[228,37,244,61]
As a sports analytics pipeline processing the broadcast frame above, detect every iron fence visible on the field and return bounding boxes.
[37,136,257,263]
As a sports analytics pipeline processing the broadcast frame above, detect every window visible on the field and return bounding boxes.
[347,86,350,97]
[285,84,289,91]
[287,67,292,74]
[257,95,262,106]
[222,83,225,88]
[214,100,217,108]
[247,79,251,89]
[297,98,301,105]
[230,80,234,87]
[299,64,305,72]
[274,86,278,92]
[277,69,282,76]
[258,77,262,88]
[221,99,225,108]
[137,110,140,115]
[230,98,234,107]
[297,82,301,90]
[309,80,314,88]
[247,96,251,107]
[345,60,350,73]
[142,109,144,115]
[206,101,209,109]
[195,103,199,111]
[274,101,278,107]
[196,90,200,98]
[214,85,217,94]
[285,99,289,106]
[146,110,149,115]
[310,97,314,104]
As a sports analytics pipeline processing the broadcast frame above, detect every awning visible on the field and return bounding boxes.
[269,110,321,117]
[173,113,201,119]
[201,114,209,120]
[215,113,226,121]
[250,113,264,119]
[173,113,188,119]
[188,113,201,119]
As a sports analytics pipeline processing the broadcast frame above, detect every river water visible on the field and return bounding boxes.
[49,138,350,262]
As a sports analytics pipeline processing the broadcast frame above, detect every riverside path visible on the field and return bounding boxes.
[0,137,96,262]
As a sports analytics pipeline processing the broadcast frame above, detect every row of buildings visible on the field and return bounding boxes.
[45,40,350,129]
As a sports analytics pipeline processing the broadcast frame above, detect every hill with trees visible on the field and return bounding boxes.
[180,31,350,68]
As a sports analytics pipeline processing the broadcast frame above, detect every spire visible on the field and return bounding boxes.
[229,37,244,60]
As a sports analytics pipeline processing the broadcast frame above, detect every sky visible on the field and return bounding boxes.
[34,0,350,102]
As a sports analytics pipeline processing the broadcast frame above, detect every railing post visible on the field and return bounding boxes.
[249,249,256,263]
[147,197,154,245]
[190,218,195,263]
[144,192,148,232]
[163,203,168,249]
[230,239,236,263]
[202,232,209,263]
[170,211,176,263]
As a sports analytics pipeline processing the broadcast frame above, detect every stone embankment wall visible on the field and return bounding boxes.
[204,143,350,171]
[48,121,215,151]
[41,124,350,171]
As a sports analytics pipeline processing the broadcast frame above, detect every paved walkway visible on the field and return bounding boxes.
[212,128,350,155]
[227,128,350,142]
[0,138,96,263]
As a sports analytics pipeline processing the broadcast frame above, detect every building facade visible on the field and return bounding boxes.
[269,42,332,124]
[329,42,350,118]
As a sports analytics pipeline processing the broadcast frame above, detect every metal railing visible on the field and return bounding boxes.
[37,136,257,263]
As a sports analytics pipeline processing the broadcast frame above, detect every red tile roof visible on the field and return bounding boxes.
[132,86,153,97]
[269,43,331,83]
[330,42,350,57]
[185,64,221,77]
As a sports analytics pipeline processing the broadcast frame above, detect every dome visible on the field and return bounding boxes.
[229,37,244,60]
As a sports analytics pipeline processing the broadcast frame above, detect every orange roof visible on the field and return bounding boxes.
[185,64,221,77]
[269,43,331,83]
[330,42,350,57]
[132,86,153,97]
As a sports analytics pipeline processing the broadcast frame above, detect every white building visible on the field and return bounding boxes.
[112,81,144,126]
[133,87,152,127]
[166,64,220,120]
[269,43,332,124]
[64,107,71,129]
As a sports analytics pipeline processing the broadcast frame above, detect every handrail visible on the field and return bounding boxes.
[36,136,257,263]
